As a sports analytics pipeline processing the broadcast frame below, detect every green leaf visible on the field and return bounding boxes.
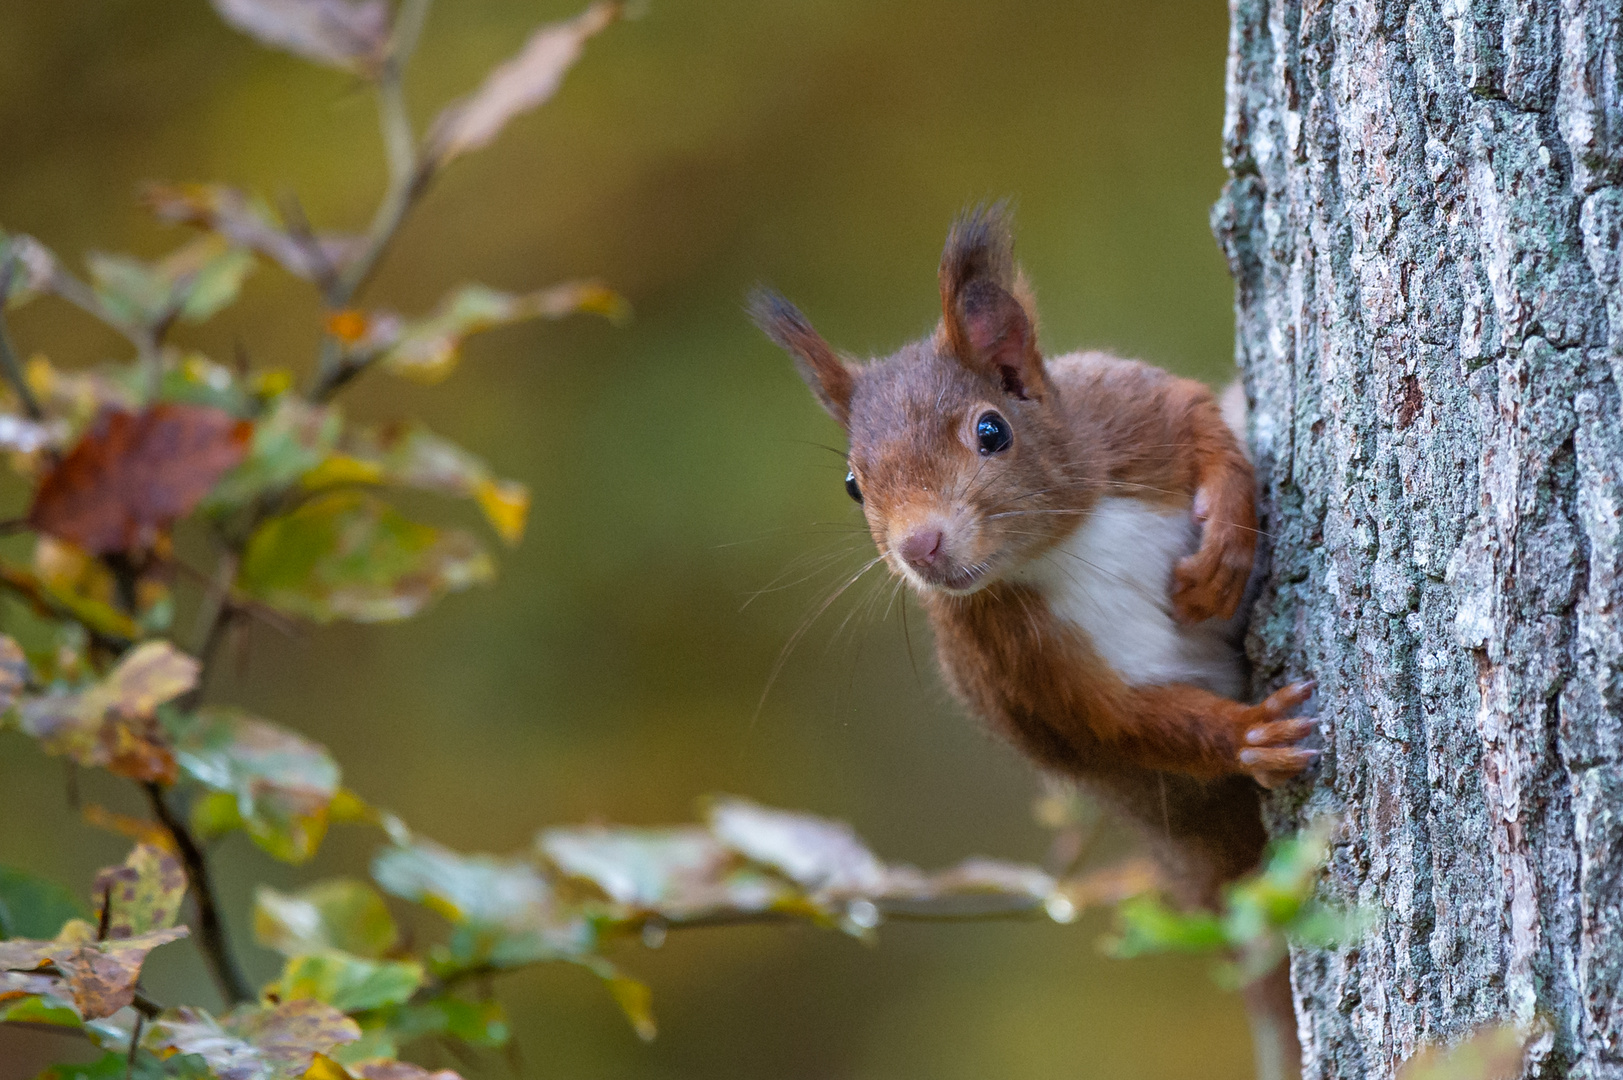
[1106,894,1227,958]
[582,957,656,1042]
[238,491,494,624]
[1,992,82,1029]
[91,843,187,938]
[88,237,254,328]
[372,996,509,1050]
[370,841,550,930]
[155,354,253,415]
[165,707,340,863]
[268,950,424,1013]
[537,825,792,920]
[362,280,628,384]
[371,840,593,970]
[303,422,530,544]
[0,865,86,941]
[706,796,889,897]
[254,879,397,958]
[33,1052,160,1080]
[203,396,341,515]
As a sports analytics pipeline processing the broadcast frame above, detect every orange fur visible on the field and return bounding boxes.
[755,205,1310,1078]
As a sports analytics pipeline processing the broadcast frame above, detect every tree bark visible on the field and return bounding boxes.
[1214,0,1622,1076]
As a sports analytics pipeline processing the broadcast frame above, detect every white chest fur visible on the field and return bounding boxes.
[1009,496,1244,698]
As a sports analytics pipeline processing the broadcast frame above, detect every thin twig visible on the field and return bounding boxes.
[0,255,43,419]
[308,0,436,402]
[125,1013,144,1079]
[143,782,253,1004]
[278,193,340,305]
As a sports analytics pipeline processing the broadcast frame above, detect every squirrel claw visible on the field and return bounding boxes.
[1236,680,1317,786]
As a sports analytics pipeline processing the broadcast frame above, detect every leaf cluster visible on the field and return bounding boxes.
[0,1,1369,1076]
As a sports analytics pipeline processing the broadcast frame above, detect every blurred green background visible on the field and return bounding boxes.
[0,0,1250,1076]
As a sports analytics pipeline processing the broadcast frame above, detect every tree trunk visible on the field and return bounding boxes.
[1213,0,1622,1076]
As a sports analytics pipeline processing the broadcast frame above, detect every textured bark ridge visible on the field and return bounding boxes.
[1214,0,1622,1076]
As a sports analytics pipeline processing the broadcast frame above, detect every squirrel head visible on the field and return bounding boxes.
[753,204,1087,596]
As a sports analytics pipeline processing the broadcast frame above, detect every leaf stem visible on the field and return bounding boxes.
[142,782,253,1005]
[0,256,43,420]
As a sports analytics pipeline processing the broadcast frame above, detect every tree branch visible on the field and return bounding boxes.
[142,782,253,1005]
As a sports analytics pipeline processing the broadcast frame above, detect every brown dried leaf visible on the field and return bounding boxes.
[17,641,197,783]
[209,0,390,73]
[0,925,187,1019]
[29,403,253,555]
[425,2,622,165]
[148,999,361,1080]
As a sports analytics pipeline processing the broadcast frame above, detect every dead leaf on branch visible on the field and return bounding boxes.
[146,998,362,1080]
[424,2,624,165]
[29,403,252,555]
[208,0,390,74]
[0,925,187,1019]
[144,183,363,284]
[17,641,199,783]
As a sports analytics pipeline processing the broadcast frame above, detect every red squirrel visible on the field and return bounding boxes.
[752,204,1315,1075]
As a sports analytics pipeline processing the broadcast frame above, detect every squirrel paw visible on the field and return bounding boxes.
[1171,528,1253,625]
[1235,681,1318,789]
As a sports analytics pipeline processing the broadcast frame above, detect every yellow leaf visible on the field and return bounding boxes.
[301,454,386,490]
[474,478,530,545]
[82,804,179,855]
[304,1055,354,1080]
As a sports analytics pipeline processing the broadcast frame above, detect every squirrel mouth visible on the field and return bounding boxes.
[909,561,992,595]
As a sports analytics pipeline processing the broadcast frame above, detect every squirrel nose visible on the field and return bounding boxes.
[899,528,944,568]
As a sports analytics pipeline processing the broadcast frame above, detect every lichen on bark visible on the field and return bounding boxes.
[1214,0,1622,1076]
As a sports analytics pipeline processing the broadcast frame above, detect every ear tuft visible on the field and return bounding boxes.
[938,202,1043,400]
[749,288,854,427]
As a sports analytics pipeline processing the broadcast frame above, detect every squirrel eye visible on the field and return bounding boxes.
[976,412,1013,455]
[845,470,863,504]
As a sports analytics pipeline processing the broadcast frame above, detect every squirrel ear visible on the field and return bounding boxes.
[750,288,855,428]
[938,203,1043,400]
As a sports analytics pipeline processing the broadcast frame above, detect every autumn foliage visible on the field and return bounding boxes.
[0,2,1346,1078]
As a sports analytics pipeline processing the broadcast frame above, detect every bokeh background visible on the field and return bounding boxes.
[0,1,1251,1076]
